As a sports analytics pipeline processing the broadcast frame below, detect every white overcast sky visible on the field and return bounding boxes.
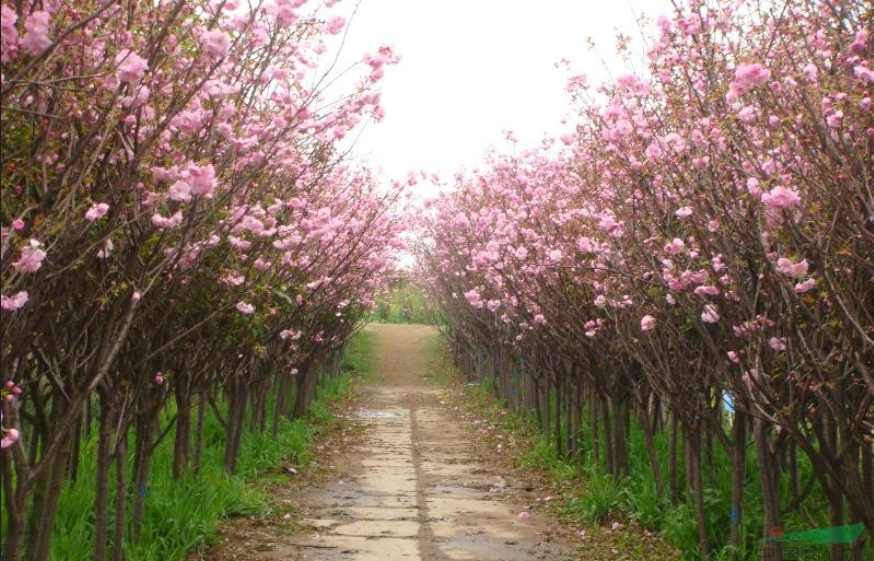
[325,0,675,187]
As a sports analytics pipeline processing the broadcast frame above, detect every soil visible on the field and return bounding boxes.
[200,323,576,561]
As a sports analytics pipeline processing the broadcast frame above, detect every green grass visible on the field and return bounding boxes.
[48,332,371,561]
[341,327,375,380]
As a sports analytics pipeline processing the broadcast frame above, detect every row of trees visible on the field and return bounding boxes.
[418,1,872,559]
[1,2,403,560]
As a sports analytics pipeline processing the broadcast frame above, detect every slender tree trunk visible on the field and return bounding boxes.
[272,373,288,437]
[555,372,563,457]
[25,393,73,561]
[193,393,206,476]
[823,417,844,561]
[223,380,250,473]
[601,396,614,476]
[131,416,157,543]
[112,432,127,561]
[669,413,679,503]
[571,380,582,456]
[2,448,27,560]
[590,389,600,467]
[753,416,781,561]
[729,409,747,553]
[27,438,72,561]
[855,442,873,558]
[94,397,116,561]
[172,389,191,480]
[542,378,551,442]
[788,440,799,512]
[69,416,82,482]
[688,427,711,560]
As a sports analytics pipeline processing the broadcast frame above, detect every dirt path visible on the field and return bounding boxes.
[242,324,572,561]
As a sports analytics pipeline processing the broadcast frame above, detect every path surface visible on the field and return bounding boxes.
[261,323,571,561]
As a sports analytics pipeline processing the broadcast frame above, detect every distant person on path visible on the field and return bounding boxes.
[402,306,412,323]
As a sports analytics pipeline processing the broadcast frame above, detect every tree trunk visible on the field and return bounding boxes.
[25,394,73,561]
[2,448,26,560]
[590,388,600,467]
[555,372,563,457]
[668,413,679,503]
[753,416,781,561]
[112,432,127,561]
[131,416,157,543]
[688,427,711,560]
[729,409,747,553]
[223,379,250,473]
[193,393,206,476]
[601,395,614,476]
[69,416,82,482]
[272,373,289,437]
[94,397,116,561]
[172,388,191,480]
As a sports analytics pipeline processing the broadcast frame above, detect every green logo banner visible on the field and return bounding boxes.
[763,524,865,545]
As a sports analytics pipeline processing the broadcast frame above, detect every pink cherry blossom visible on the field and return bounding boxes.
[1,291,29,312]
[154,372,165,385]
[854,65,874,84]
[664,238,685,255]
[701,304,720,323]
[97,239,114,259]
[85,203,110,221]
[235,301,255,315]
[115,50,148,84]
[640,315,656,332]
[733,62,770,93]
[794,278,816,293]
[12,240,46,274]
[694,286,720,296]
[675,207,693,219]
[325,15,346,35]
[0,5,19,63]
[11,219,25,230]
[761,186,801,209]
[187,164,217,197]
[776,258,808,277]
[769,337,787,351]
[21,11,51,55]
[201,29,231,59]
[1,428,19,449]
[168,180,192,202]
[464,290,483,308]
[151,211,183,229]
